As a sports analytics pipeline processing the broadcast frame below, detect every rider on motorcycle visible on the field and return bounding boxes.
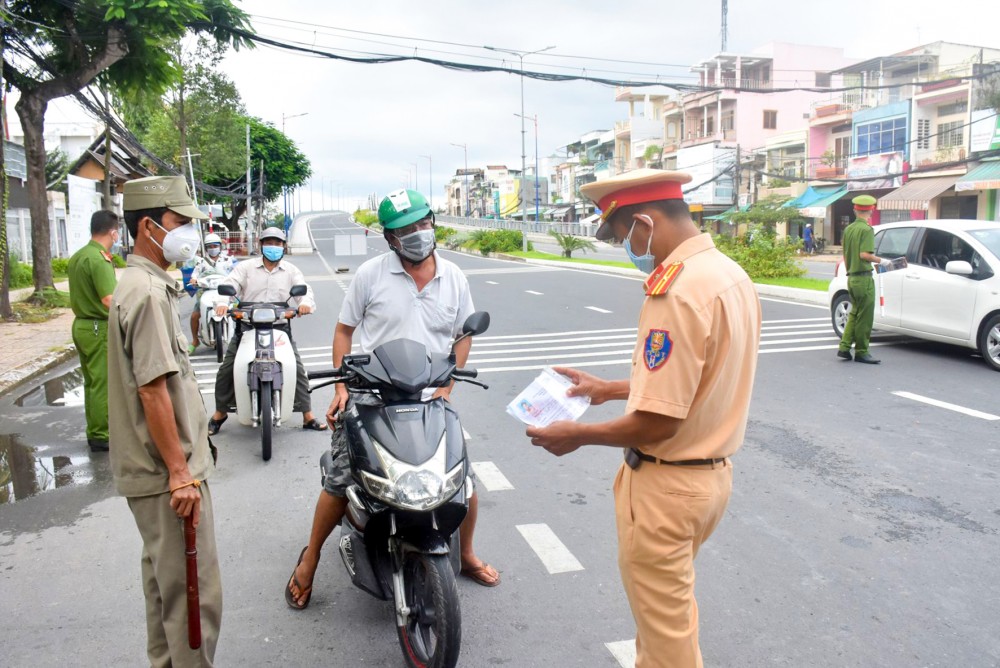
[187,233,236,352]
[207,226,328,434]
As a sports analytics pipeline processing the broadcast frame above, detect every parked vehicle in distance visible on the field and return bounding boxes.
[828,219,1000,371]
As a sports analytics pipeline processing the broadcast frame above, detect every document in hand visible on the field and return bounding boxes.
[506,367,591,428]
[878,257,908,273]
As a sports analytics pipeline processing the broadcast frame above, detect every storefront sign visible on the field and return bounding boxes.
[970,109,1000,152]
[67,174,101,256]
[847,152,903,191]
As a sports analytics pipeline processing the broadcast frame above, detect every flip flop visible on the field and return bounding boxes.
[285,547,313,610]
[302,419,329,432]
[187,343,197,354]
[207,415,227,436]
[460,562,501,587]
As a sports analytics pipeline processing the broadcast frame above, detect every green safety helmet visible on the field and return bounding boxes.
[378,189,432,230]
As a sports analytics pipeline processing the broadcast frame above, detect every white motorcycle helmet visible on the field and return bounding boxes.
[204,233,224,258]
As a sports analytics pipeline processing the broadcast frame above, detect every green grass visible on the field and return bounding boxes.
[508,250,636,270]
[13,289,72,323]
[754,276,830,291]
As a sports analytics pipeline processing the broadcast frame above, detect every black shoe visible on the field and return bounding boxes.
[208,415,227,436]
[88,439,109,452]
[854,353,881,364]
[836,350,852,361]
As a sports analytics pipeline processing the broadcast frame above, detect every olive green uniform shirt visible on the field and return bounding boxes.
[842,219,876,274]
[108,255,213,497]
[68,240,117,319]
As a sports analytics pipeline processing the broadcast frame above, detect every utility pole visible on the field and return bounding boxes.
[102,86,114,211]
[451,143,469,216]
[281,111,308,226]
[419,154,432,209]
[184,149,199,206]
[721,0,728,52]
[245,123,252,249]
[515,113,540,225]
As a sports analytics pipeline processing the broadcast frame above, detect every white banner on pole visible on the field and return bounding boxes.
[67,174,101,255]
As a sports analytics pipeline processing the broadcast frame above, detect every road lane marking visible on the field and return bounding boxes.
[758,341,897,355]
[477,327,636,341]
[759,336,838,345]
[471,349,634,364]
[471,462,514,491]
[525,290,544,295]
[762,317,828,324]
[462,267,560,276]
[892,391,1000,421]
[758,297,828,310]
[485,280,499,285]
[605,640,636,667]
[760,328,831,337]
[479,359,632,373]
[516,524,584,574]
[586,306,612,313]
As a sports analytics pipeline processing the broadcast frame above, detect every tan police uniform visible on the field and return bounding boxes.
[108,176,221,667]
[581,170,762,668]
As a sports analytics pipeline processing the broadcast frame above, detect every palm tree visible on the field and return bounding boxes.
[549,230,597,258]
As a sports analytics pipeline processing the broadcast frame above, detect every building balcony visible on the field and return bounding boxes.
[912,145,968,170]
[810,165,846,180]
[715,77,771,90]
[615,119,631,138]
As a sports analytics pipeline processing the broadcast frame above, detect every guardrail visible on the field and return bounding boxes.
[436,214,598,238]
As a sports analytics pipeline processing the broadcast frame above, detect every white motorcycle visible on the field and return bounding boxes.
[217,283,307,461]
[195,274,235,363]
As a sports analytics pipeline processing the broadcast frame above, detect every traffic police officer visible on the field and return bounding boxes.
[108,176,222,666]
[526,169,762,667]
[837,194,895,364]
[67,209,120,452]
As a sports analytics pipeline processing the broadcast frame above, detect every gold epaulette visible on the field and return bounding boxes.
[644,261,683,296]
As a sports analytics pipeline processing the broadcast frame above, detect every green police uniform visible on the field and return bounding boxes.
[838,195,877,357]
[67,239,118,446]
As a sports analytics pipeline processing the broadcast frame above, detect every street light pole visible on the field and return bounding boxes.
[419,154,432,210]
[516,113,540,226]
[450,143,469,216]
[281,111,308,226]
[484,45,555,250]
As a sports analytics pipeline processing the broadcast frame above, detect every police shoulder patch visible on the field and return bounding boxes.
[644,261,683,296]
[643,329,673,371]
[100,250,113,263]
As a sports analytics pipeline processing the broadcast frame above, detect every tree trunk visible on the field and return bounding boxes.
[102,87,113,210]
[0,23,12,321]
[15,93,55,298]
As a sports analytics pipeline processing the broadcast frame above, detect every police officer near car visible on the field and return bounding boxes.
[837,194,902,364]
[525,169,762,668]
[67,210,121,452]
[107,176,223,666]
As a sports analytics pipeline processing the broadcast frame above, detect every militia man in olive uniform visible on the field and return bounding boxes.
[526,169,762,667]
[67,210,120,452]
[837,194,899,364]
[108,176,222,666]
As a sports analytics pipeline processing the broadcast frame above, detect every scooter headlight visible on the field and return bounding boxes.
[362,434,460,511]
[395,470,443,508]
[252,308,277,324]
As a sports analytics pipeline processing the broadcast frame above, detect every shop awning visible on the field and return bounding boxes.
[799,186,848,217]
[704,204,749,221]
[877,175,961,210]
[783,185,841,210]
[955,161,1000,192]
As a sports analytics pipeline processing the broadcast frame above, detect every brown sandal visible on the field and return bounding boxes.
[460,562,501,587]
[285,547,313,610]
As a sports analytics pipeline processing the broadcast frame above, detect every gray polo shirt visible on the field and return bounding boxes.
[108,255,213,497]
[339,251,475,354]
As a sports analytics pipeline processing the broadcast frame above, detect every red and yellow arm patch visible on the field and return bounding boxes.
[644,261,683,296]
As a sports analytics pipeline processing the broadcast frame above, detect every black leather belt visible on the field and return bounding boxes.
[625,448,727,470]
[847,271,872,276]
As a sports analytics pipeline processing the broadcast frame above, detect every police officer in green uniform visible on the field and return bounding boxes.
[67,210,121,451]
[837,194,895,364]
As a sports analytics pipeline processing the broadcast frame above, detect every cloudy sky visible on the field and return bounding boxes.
[16,0,1000,212]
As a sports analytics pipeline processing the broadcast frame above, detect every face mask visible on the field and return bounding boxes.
[395,228,436,263]
[262,245,285,262]
[110,233,122,256]
[623,217,656,274]
[207,247,222,258]
[150,218,199,264]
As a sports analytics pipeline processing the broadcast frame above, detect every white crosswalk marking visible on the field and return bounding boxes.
[605,640,636,667]
[516,523,584,574]
[586,306,612,313]
[471,462,514,491]
[485,280,499,285]
[525,290,543,295]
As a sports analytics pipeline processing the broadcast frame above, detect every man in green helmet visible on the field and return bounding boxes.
[837,194,899,364]
[285,189,499,610]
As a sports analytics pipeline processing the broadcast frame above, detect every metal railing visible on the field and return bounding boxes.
[437,214,598,238]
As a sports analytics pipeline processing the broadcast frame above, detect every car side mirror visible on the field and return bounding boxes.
[945,260,973,276]
[218,284,236,297]
[462,311,491,336]
[289,284,308,297]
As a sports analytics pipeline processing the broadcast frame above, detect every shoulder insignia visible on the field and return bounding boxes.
[644,261,683,296]
[101,250,113,263]
[643,329,673,370]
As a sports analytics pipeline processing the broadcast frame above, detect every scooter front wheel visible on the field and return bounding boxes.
[213,320,225,363]
[260,380,272,461]
[396,552,461,668]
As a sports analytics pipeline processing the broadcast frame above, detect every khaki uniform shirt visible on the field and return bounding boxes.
[67,240,117,320]
[626,233,761,461]
[108,255,213,497]
[842,219,876,274]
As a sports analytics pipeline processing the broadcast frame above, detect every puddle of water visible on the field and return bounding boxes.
[0,434,94,506]
[14,368,85,408]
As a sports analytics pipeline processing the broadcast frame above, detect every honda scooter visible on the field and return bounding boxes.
[308,311,491,668]
[194,274,234,362]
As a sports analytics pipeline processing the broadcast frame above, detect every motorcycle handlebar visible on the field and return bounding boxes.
[452,368,478,379]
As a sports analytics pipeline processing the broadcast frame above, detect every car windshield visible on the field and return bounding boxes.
[967,228,1000,260]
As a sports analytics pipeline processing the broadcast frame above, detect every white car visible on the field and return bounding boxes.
[828,219,1000,371]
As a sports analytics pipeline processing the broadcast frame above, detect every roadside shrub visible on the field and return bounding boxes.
[9,261,33,288]
[465,229,532,256]
[714,224,805,280]
[112,254,126,268]
[353,209,379,228]
[435,226,457,243]
[51,257,70,276]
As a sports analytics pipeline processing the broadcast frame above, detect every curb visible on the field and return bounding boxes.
[0,343,77,396]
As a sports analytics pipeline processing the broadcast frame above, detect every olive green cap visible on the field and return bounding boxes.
[851,194,877,207]
[123,176,208,220]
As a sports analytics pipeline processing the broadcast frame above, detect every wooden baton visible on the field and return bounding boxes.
[184,514,202,650]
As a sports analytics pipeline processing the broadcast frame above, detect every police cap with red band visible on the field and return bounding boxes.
[852,194,877,211]
[579,169,693,241]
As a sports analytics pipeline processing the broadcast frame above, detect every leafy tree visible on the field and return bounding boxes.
[729,194,801,231]
[548,230,596,258]
[2,0,252,300]
[45,148,70,193]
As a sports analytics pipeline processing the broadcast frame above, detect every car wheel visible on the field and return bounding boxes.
[978,314,1000,372]
[831,292,852,339]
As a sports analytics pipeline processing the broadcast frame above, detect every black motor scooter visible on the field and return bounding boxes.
[309,312,490,668]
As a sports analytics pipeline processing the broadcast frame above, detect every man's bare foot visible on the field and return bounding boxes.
[286,547,319,609]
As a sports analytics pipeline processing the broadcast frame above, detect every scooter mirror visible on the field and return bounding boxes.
[289,284,308,298]
[218,284,237,297]
[462,311,490,336]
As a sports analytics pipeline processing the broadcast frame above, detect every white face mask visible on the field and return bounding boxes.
[149,218,199,264]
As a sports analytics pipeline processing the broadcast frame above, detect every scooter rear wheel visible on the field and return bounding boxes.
[396,552,461,668]
[260,380,272,461]
[214,320,225,363]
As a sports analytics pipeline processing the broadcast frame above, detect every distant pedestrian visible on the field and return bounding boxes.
[803,223,815,254]
[67,210,120,453]
[837,194,900,364]
[108,176,222,666]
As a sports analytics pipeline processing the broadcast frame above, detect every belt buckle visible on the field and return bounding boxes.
[624,448,642,470]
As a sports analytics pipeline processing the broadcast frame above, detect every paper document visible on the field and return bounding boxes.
[877,257,908,273]
[506,368,590,427]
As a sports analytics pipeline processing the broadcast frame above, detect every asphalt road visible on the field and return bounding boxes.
[1,212,998,667]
